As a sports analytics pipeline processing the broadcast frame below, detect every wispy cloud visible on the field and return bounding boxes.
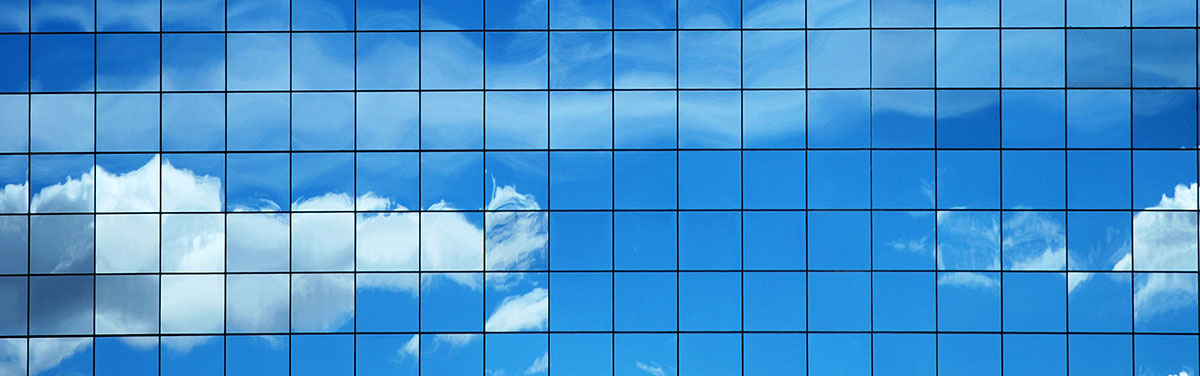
[636,361,669,376]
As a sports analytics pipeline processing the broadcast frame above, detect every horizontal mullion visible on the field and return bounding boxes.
[0,330,1194,340]
[1,25,1197,35]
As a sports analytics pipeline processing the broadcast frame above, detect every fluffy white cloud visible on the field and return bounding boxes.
[161,275,224,336]
[0,339,26,376]
[29,338,89,376]
[20,152,548,369]
[1117,184,1200,321]
[485,288,549,332]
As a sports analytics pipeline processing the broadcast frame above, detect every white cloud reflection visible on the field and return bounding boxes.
[4,153,549,373]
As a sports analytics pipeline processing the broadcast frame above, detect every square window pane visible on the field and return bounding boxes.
[356,33,419,90]
[421,273,483,331]
[1069,335,1132,375]
[357,152,419,211]
[744,272,805,330]
[937,30,999,87]
[355,274,418,332]
[486,92,548,149]
[614,151,675,209]
[95,275,157,335]
[808,30,869,88]
[1067,0,1129,26]
[420,212,484,271]
[744,151,805,209]
[810,212,871,270]
[937,90,1000,148]
[96,94,158,152]
[95,214,158,273]
[1067,89,1131,148]
[1002,151,1066,209]
[162,93,224,151]
[30,214,94,273]
[161,213,224,272]
[1133,89,1197,148]
[1004,335,1066,376]
[422,0,483,29]
[939,335,1001,373]
[679,151,739,210]
[614,31,676,89]
[744,31,805,89]
[679,31,739,88]
[227,213,289,272]
[163,0,222,31]
[97,33,159,91]
[358,92,419,150]
[936,0,998,26]
[550,272,612,331]
[161,275,223,334]
[292,274,355,333]
[809,0,868,27]
[227,0,288,30]
[30,94,94,152]
[614,211,675,270]
[873,89,934,148]
[874,272,936,331]
[1068,272,1132,332]
[1002,0,1064,26]
[551,0,612,29]
[1002,90,1065,147]
[873,0,933,27]
[809,272,871,331]
[938,272,1000,331]
[1001,30,1065,87]
[808,151,870,209]
[679,91,739,148]
[228,93,289,151]
[938,212,1001,271]
[873,150,934,209]
[614,0,675,29]
[679,211,739,270]
[549,32,613,89]
[31,34,93,92]
[292,0,352,30]
[873,30,934,88]
[938,151,1000,208]
[1003,272,1067,331]
[486,32,548,89]
[873,211,936,270]
[0,95,29,152]
[614,91,676,149]
[292,93,354,151]
[1067,29,1131,87]
[550,151,612,210]
[809,334,871,374]
[808,90,870,148]
[227,153,289,211]
[549,212,612,270]
[421,32,483,89]
[227,33,290,90]
[744,211,805,270]
[421,92,483,149]
[614,272,676,330]
[548,91,611,149]
[226,273,289,333]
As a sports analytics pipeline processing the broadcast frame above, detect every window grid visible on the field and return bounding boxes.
[2,0,1199,375]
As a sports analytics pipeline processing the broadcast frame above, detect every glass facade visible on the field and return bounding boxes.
[0,0,1198,374]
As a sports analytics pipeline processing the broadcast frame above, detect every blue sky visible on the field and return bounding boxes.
[2,0,1200,375]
